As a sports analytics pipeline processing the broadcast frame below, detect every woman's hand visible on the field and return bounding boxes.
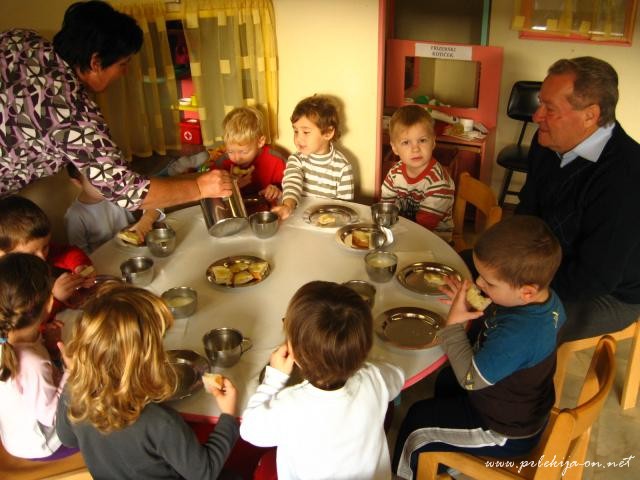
[197,169,233,198]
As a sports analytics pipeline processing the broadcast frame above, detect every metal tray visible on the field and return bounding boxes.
[335,223,394,252]
[166,350,210,401]
[375,307,443,350]
[396,262,462,295]
[206,255,271,288]
[303,204,359,228]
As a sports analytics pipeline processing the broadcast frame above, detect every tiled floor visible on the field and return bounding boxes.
[386,338,640,479]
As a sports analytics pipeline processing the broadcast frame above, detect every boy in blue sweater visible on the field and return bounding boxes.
[393,215,565,479]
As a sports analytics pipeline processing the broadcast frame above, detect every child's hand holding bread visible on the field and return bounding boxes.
[202,373,237,416]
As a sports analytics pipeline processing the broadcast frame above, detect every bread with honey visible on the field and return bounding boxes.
[466,284,492,311]
[202,372,224,391]
[210,266,233,285]
[233,270,254,286]
[248,261,269,280]
[117,229,143,246]
[351,230,371,249]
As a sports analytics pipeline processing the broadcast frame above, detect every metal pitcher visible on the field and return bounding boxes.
[200,179,248,237]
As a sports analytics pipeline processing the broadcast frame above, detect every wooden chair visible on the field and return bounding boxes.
[416,335,617,480]
[451,172,502,252]
[555,318,640,410]
[0,441,89,480]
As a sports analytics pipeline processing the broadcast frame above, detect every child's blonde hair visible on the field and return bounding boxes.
[474,215,562,289]
[290,95,341,140]
[64,283,176,433]
[0,253,52,381]
[223,106,266,145]
[0,196,51,253]
[284,281,372,389]
[389,105,435,143]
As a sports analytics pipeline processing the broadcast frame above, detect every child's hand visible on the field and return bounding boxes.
[73,265,97,289]
[438,274,463,303]
[269,344,295,375]
[53,273,88,302]
[130,209,159,241]
[260,185,281,202]
[444,279,484,326]
[42,320,63,359]
[210,377,238,416]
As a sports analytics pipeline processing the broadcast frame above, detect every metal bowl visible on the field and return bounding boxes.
[249,211,279,239]
[161,287,198,318]
[371,202,400,227]
[120,256,154,286]
[364,250,398,283]
[343,280,376,309]
[146,227,176,257]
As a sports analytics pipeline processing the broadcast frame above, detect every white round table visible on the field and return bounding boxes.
[73,198,469,421]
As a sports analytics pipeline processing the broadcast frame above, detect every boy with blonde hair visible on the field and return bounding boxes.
[394,215,565,479]
[273,95,354,220]
[382,105,455,241]
[241,281,404,479]
[211,106,286,202]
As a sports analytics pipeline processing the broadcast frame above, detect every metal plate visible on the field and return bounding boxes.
[335,223,394,252]
[396,262,462,295]
[166,350,210,401]
[303,204,359,228]
[375,307,443,350]
[206,255,271,288]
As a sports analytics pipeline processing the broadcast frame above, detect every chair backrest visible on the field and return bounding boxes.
[506,81,542,146]
[452,172,502,252]
[532,336,616,477]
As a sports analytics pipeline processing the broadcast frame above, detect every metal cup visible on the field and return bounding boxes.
[364,250,398,283]
[200,179,248,237]
[120,256,154,286]
[202,328,252,368]
[371,202,400,227]
[146,227,176,257]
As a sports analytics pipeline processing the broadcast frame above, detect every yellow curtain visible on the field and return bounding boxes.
[175,0,279,145]
[97,0,181,158]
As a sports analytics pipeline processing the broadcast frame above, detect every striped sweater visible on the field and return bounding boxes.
[381,158,455,241]
[281,144,354,204]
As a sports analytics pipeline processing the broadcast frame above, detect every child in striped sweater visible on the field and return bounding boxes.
[381,105,455,241]
[272,95,354,220]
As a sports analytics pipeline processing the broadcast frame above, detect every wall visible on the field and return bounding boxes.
[489,0,640,193]
[272,0,380,201]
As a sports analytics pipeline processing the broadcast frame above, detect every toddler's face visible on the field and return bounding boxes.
[390,123,435,177]
[5,234,51,260]
[292,115,333,156]
[473,257,524,307]
[225,138,264,166]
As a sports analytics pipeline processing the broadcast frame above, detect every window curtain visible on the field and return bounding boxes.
[174,0,279,145]
[98,0,181,159]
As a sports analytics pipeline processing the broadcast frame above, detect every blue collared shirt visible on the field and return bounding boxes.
[559,123,615,167]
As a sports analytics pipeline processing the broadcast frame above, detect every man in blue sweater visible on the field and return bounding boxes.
[516,56,640,342]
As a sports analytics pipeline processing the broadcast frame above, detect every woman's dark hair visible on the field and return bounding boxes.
[53,1,143,72]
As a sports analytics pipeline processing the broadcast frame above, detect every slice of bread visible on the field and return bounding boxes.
[117,229,143,246]
[210,266,232,285]
[229,262,250,273]
[202,372,224,391]
[78,265,95,277]
[466,284,492,311]
[248,261,268,280]
[424,272,445,286]
[231,165,255,176]
[317,213,336,226]
[233,270,254,286]
[352,230,371,249]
